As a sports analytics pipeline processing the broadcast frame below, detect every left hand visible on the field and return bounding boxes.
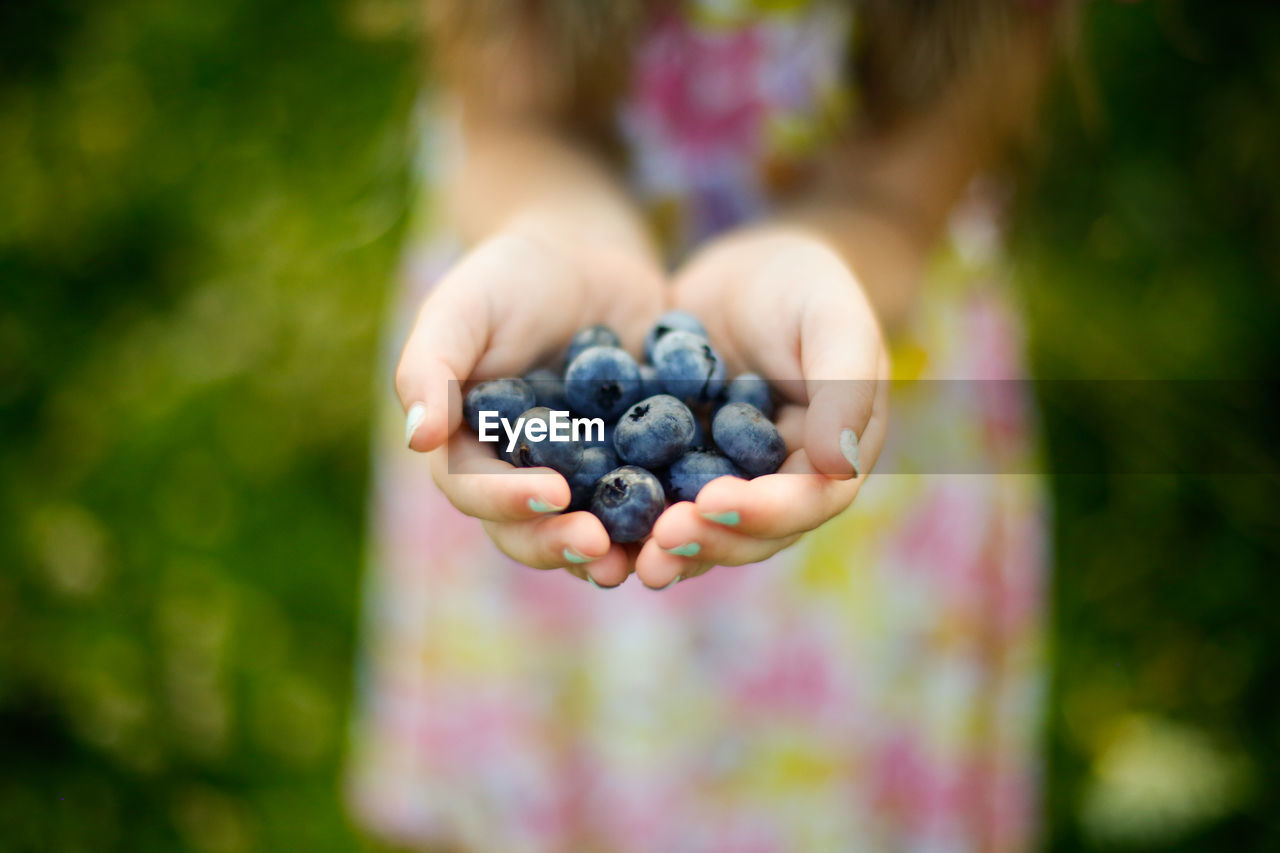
[633,226,891,588]
[397,222,666,587]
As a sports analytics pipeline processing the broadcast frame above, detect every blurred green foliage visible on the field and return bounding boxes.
[0,0,417,849]
[1015,2,1280,850]
[0,0,1276,851]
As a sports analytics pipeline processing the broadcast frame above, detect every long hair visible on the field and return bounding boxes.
[425,0,1067,132]
[424,0,645,139]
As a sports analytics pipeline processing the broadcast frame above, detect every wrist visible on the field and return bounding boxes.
[768,205,926,334]
[501,210,667,300]
[444,121,660,267]
[504,205,659,267]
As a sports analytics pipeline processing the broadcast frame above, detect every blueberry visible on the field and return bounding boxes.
[523,368,570,411]
[568,445,619,511]
[644,310,706,362]
[711,402,787,477]
[590,466,666,542]
[509,406,583,475]
[613,394,696,468]
[638,363,664,398]
[664,448,743,502]
[723,372,774,419]
[564,345,644,420]
[652,330,726,405]
[580,419,616,451]
[566,324,622,365]
[465,378,537,435]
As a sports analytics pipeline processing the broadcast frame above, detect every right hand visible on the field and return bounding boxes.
[396,220,665,587]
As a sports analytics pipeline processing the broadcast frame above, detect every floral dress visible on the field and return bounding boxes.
[346,2,1049,851]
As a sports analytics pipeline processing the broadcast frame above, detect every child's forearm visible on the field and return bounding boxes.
[778,17,1053,333]
[441,117,660,265]
[779,121,1019,333]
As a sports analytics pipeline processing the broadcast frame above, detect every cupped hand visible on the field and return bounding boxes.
[634,226,891,588]
[396,221,665,586]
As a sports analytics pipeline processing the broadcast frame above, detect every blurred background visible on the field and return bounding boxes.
[1,0,1276,850]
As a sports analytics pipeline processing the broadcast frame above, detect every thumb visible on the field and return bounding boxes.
[799,288,888,479]
[395,268,490,453]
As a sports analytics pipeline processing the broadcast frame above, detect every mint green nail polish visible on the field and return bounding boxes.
[840,428,861,477]
[404,402,427,448]
[530,498,563,514]
[563,547,593,564]
[587,576,601,589]
[661,574,682,590]
[666,542,701,557]
[701,510,739,526]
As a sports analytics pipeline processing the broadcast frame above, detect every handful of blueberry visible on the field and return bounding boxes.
[463,312,787,543]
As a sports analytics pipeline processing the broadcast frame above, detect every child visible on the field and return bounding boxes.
[349,1,1062,849]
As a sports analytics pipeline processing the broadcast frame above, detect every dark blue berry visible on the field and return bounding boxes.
[464,378,537,435]
[568,445,619,511]
[723,372,774,419]
[564,345,644,420]
[613,394,696,468]
[652,330,726,405]
[664,449,743,502]
[590,466,666,542]
[711,402,787,477]
[509,407,583,475]
[644,310,706,362]
[523,368,570,411]
[566,324,622,365]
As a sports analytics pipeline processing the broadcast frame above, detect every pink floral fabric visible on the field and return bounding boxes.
[346,2,1049,851]
[620,1,851,251]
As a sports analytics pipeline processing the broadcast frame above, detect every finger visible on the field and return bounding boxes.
[774,403,807,453]
[692,449,863,539]
[584,544,634,588]
[633,536,712,589]
[644,500,798,577]
[853,376,890,478]
[563,543,632,587]
[799,284,886,478]
[482,511,612,571]
[428,432,573,522]
[396,260,493,453]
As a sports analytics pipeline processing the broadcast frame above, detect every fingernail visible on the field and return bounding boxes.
[404,403,427,448]
[701,510,739,526]
[840,428,861,477]
[529,498,565,514]
[665,542,701,557]
[587,576,601,589]
[563,546,594,564]
[660,574,682,590]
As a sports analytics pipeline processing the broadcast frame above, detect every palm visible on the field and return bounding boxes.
[455,230,667,380]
